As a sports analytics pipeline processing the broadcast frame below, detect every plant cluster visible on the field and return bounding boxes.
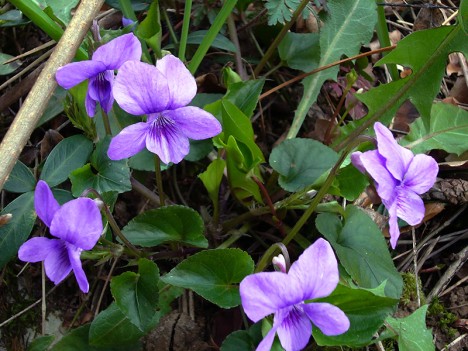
[0,0,467,350]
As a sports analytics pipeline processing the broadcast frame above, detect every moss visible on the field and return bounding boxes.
[428,298,458,337]
[400,272,426,306]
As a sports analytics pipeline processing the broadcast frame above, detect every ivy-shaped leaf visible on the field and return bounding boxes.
[316,205,403,299]
[4,161,36,193]
[40,135,93,188]
[110,259,159,332]
[69,136,131,196]
[122,205,207,248]
[161,248,254,308]
[269,138,338,192]
[0,191,36,269]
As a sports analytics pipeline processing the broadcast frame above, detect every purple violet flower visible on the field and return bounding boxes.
[351,122,438,249]
[240,239,350,351]
[55,33,142,117]
[107,55,222,164]
[18,181,103,293]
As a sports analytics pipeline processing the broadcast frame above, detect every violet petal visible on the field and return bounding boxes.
[350,151,366,174]
[239,271,299,323]
[404,154,438,194]
[164,107,222,140]
[43,240,72,285]
[303,302,350,336]
[395,187,426,226]
[374,122,413,181]
[68,245,89,293]
[359,150,397,202]
[18,237,62,263]
[85,89,98,117]
[276,306,312,351]
[56,60,106,89]
[146,118,189,164]
[88,70,114,114]
[49,198,102,250]
[156,54,197,109]
[388,203,400,249]
[256,318,281,351]
[114,61,170,115]
[34,180,60,228]
[108,122,149,160]
[288,238,339,301]
[92,33,142,70]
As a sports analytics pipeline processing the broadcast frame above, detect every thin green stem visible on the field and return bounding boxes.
[83,189,142,257]
[253,0,309,76]
[255,142,358,272]
[162,7,179,49]
[154,155,166,206]
[375,1,399,81]
[187,0,237,74]
[101,110,112,135]
[9,0,88,60]
[178,0,192,61]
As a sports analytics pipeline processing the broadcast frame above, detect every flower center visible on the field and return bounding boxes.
[148,113,177,139]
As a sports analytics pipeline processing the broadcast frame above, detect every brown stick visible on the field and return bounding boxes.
[0,0,105,191]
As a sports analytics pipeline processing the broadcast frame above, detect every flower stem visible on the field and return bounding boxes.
[101,110,112,135]
[178,0,192,62]
[82,189,142,257]
[255,142,357,272]
[154,154,166,206]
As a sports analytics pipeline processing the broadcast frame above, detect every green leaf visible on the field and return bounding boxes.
[0,192,36,269]
[64,317,141,350]
[69,136,131,196]
[335,163,368,201]
[137,1,161,55]
[403,102,468,155]
[278,32,320,72]
[186,30,236,52]
[385,305,434,351]
[4,160,36,193]
[40,135,93,187]
[122,205,207,248]
[290,0,377,138]
[215,100,264,164]
[199,158,226,207]
[221,323,262,351]
[224,136,263,204]
[45,0,79,24]
[111,258,159,331]
[161,248,254,308]
[225,79,266,118]
[460,0,468,34]
[0,10,29,27]
[312,284,398,347]
[341,22,468,143]
[316,205,403,299]
[27,335,54,351]
[269,138,339,192]
[209,100,264,204]
[0,53,21,75]
[37,86,67,127]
